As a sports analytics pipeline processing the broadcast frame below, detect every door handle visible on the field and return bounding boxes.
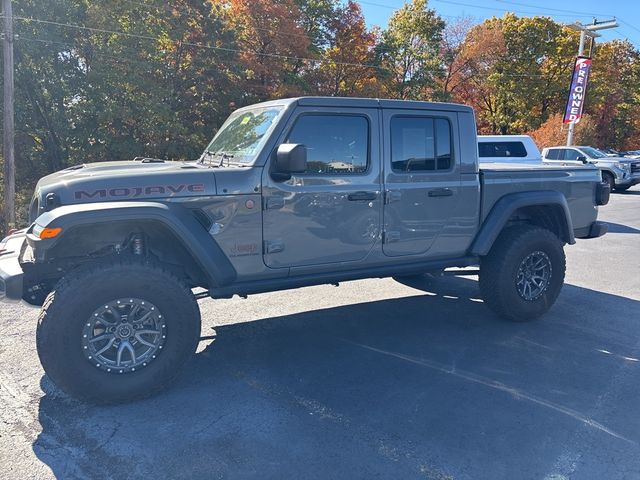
[347,191,378,201]
[428,188,453,197]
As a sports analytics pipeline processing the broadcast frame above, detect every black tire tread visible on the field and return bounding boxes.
[36,259,200,404]
[479,225,565,322]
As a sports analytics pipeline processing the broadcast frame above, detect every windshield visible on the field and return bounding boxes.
[580,147,607,159]
[201,106,284,164]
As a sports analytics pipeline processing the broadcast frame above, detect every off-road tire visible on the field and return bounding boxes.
[602,172,615,191]
[36,261,201,404]
[479,225,565,322]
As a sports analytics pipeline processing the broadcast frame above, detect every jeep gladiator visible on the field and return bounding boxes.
[0,97,610,403]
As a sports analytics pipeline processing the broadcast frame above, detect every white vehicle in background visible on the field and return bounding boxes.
[478,135,542,164]
[541,145,640,192]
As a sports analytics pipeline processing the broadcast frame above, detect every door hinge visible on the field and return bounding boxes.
[383,231,400,243]
[385,190,401,204]
[263,240,285,254]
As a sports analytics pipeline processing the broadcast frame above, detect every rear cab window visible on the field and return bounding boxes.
[478,141,527,158]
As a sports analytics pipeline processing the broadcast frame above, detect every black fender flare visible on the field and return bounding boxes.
[469,190,575,256]
[28,201,237,288]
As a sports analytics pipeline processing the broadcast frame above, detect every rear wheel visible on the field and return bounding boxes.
[479,225,565,321]
[36,261,201,404]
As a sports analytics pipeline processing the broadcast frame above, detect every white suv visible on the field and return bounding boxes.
[541,146,640,192]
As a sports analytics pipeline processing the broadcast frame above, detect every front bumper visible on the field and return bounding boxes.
[0,234,26,302]
[615,173,640,187]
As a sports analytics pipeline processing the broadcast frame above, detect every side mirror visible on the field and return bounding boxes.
[577,155,588,164]
[274,143,307,176]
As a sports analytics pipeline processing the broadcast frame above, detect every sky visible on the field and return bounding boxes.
[359,0,640,48]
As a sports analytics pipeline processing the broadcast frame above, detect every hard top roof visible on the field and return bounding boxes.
[236,96,473,113]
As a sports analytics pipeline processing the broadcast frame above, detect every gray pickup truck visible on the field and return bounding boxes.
[0,97,609,403]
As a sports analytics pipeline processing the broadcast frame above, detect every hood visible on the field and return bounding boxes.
[33,160,217,214]
[590,156,636,164]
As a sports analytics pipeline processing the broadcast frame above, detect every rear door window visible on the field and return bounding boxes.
[390,117,453,172]
[563,149,582,161]
[478,141,527,158]
[545,149,560,160]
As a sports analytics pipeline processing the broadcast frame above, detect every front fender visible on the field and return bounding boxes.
[470,191,575,256]
[28,201,237,288]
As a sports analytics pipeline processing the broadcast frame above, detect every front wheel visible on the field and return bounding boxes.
[36,261,201,404]
[602,172,615,191]
[479,225,565,321]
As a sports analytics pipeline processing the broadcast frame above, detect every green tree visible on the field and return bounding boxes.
[585,40,640,148]
[376,0,445,100]
[449,14,577,134]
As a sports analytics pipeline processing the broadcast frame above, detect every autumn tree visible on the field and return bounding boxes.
[584,40,640,149]
[376,0,445,100]
[438,16,474,101]
[227,0,310,100]
[294,0,342,54]
[449,14,577,134]
[529,113,597,149]
[313,1,381,97]
[446,20,506,133]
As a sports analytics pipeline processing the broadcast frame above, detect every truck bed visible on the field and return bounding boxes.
[479,162,601,233]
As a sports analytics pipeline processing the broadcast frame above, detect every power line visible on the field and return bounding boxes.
[12,15,387,70]
[18,34,568,79]
[432,0,590,18]
[493,0,613,17]
[492,0,640,46]
[119,0,313,41]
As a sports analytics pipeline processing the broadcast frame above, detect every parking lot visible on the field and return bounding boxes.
[0,188,639,480]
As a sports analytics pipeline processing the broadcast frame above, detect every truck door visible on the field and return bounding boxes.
[382,109,463,257]
[262,107,382,269]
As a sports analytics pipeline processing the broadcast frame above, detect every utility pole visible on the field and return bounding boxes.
[566,18,618,146]
[2,0,15,228]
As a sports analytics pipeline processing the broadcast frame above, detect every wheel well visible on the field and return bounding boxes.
[44,220,208,286]
[506,205,570,243]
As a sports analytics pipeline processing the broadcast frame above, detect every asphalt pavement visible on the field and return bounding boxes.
[1,187,639,480]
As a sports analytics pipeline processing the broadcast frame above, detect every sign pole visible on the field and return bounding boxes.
[565,19,618,146]
[2,0,15,229]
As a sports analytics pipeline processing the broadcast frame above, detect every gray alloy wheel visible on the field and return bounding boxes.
[82,298,167,374]
[515,251,552,301]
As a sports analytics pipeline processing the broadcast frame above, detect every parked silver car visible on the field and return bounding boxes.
[541,146,640,192]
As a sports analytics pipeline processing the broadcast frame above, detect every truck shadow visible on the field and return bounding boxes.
[32,276,640,480]
[606,222,640,234]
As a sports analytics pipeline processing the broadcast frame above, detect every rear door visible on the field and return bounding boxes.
[546,148,584,166]
[382,109,462,257]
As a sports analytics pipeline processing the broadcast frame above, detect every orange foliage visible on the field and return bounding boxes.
[228,0,310,98]
[528,113,597,149]
[314,1,381,97]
